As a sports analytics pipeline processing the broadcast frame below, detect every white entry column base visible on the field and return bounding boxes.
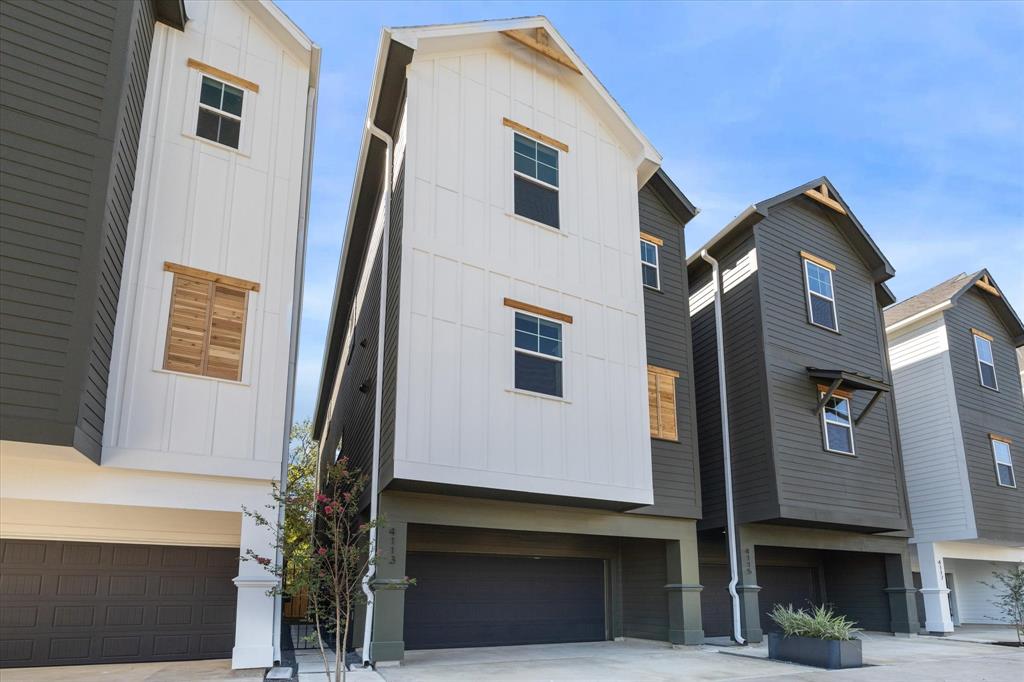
[917,542,954,634]
[231,494,280,669]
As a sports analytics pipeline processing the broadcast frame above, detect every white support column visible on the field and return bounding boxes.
[917,542,954,634]
[231,490,280,669]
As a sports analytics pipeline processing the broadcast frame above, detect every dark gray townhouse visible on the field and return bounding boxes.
[885,271,1024,634]
[313,18,708,665]
[687,178,918,642]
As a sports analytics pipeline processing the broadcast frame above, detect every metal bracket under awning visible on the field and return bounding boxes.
[808,368,891,425]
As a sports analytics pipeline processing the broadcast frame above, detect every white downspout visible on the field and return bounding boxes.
[701,249,745,645]
[361,122,392,666]
[274,47,320,663]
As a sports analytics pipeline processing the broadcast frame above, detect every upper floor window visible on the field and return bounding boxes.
[991,436,1016,488]
[972,329,998,390]
[514,311,563,397]
[802,253,838,332]
[648,366,679,441]
[197,76,243,149]
[820,392,855,455]
[162,262,258,382]
[506,118,565,230]
[640,234,661,290]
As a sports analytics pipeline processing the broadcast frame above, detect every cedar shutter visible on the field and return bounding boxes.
[206,284,247,381]
[648,366,679,441]
[162,265,254,380]
[164,274,213,374]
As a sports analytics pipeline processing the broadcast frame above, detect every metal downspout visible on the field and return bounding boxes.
[700,249,746,645]
[361,122,392,666]
[273,47,320,663]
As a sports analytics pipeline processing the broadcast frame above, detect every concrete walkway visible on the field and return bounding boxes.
[293,650,384,682]
[0,658,263,682]
[377,635,1024,682]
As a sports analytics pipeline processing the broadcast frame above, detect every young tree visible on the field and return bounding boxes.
[982,562,1024,646]
[243,427,409,682]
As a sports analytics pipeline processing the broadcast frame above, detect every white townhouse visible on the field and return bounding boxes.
[885,271,1024,634]
[0,0,319,670]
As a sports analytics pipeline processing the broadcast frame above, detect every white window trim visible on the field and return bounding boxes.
[820,392,856,456]
[991,438,1016,489]
[641,238,660,291]
[182,69,255,157]
[508,128,562,230]
[511,309,566,399]
[973,333,999,391]
[803,258,839,333]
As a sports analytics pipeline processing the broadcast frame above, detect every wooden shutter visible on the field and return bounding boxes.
[164,274,212,374]
[163,266,253,381]
[206,284,247,380]
[648,366,680,441]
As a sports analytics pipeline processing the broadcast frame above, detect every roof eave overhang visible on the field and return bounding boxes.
[153,0,187,30]
[390,17,661,186]
[884,301,953,336]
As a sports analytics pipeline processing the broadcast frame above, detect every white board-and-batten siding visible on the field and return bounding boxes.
[102,0,310,480]
[393,43,654,504]
[888,315,976,541]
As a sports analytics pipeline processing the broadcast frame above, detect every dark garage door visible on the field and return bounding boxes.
[0,539,238,668]
[700,563,821,637]
[404,553,606,649]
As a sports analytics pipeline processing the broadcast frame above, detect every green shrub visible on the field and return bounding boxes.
[768,604,860,641]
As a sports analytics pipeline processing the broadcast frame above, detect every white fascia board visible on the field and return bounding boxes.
[252,0,319,81]
[885,301,954,336]
[389,16,662,183]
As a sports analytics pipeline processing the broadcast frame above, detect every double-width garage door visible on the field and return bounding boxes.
[0,539,238,668]
[404,553,606,649]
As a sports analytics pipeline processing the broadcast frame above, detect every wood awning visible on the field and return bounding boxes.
[807,368,890,426]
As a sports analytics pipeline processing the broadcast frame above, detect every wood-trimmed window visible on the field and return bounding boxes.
[506,118,564,230]
[990,434,1016,488]
[163,262,258,381]
[648,366,679,441]
[640,233,661,290]
[972,329,998,391]
[801,252,838,332]
[819,385,855,455]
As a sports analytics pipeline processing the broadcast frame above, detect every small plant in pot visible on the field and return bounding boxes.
[767,604,863,669]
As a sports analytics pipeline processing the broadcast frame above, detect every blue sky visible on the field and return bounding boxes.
[280,0,1024,424]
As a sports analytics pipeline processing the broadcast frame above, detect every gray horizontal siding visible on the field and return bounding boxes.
[632,184,700,519]
[380,164,404,489]
[689,232,777,528]
[945,289,1024,544]
[0,0,156,461]
[755,199,908,531]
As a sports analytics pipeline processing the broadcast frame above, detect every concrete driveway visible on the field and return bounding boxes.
[0,659,263,682]
[377,634,1024,682]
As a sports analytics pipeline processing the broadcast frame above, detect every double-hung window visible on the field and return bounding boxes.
[514,311,563,397]
[512,130,560,229]
[991,436,1016,487]
[820,391,855,455]
[640,236,660,290]
[802,253,838,331]
[972,330,998,390]
[197,75,244,149]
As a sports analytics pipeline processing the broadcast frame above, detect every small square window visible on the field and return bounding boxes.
[513,132,559,229]
[803,258,838,331]
[991,438,1016,488]
[820,393,855,455]
[973,333,998,391]
[641,239,660,290]
[514,311,563,397]
[196,76,244,149]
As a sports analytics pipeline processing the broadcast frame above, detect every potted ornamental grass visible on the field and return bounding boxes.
[767,604,863,669]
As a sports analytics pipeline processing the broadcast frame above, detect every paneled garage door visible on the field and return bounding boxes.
[404,553,606,649]
[0,539,238,668]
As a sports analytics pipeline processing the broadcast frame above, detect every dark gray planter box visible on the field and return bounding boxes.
[767,632,863,669]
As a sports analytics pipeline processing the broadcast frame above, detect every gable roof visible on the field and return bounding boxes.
[645,169,699,226]
[687,177,896,305]
[884,269,1024,345]
[313,17,664,437]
